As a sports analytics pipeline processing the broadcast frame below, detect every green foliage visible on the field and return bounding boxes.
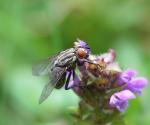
[0,0,150,125]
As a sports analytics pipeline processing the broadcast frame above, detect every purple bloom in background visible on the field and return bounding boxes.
[109,90,136,112]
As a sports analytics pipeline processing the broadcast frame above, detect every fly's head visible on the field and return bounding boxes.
[74,39,90,59]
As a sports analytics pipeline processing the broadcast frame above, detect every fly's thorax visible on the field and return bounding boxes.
[54,48,76,67]
[59,48,75,56]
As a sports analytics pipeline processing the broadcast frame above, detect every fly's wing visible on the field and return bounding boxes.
[39,67,66,104]
[32,54,58,76]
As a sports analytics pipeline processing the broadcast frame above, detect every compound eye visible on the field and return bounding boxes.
[77,48,87,58]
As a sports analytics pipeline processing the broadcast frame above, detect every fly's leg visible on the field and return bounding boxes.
[64,70,81,89]
[71,70,81,88]
[65,71,72,90]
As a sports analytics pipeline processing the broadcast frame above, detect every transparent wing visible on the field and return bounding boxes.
[39,67,66,104]
[32,54,58,76]
[32,59,52,76]
[38,81,57,104]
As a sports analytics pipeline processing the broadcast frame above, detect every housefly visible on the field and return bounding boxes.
[32,40,99,104]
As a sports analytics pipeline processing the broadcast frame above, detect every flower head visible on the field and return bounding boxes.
[69,40,148,124]
[73,40,148,116]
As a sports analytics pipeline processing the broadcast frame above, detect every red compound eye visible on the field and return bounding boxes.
[77,48,87,58]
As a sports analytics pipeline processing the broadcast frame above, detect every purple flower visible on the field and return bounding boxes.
[120,69,137,83]
[109,90,135,112]
[118,69,148,94]
[125,77,148,95]
[74,39,90,55]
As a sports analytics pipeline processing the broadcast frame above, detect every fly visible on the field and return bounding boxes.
[32,40,99,104]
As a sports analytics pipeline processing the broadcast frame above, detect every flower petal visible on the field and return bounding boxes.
[116,101,128,112]
[97,49,116,64]
[125,77,148,94]
[68,75,81,89]
[121,69,137,83]
[109,90,135,112]
[106,62,122,72]
[117,69,137,85]
[116,90,136,101]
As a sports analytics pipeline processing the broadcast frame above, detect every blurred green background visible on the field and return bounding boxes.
[0,0,150,125]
